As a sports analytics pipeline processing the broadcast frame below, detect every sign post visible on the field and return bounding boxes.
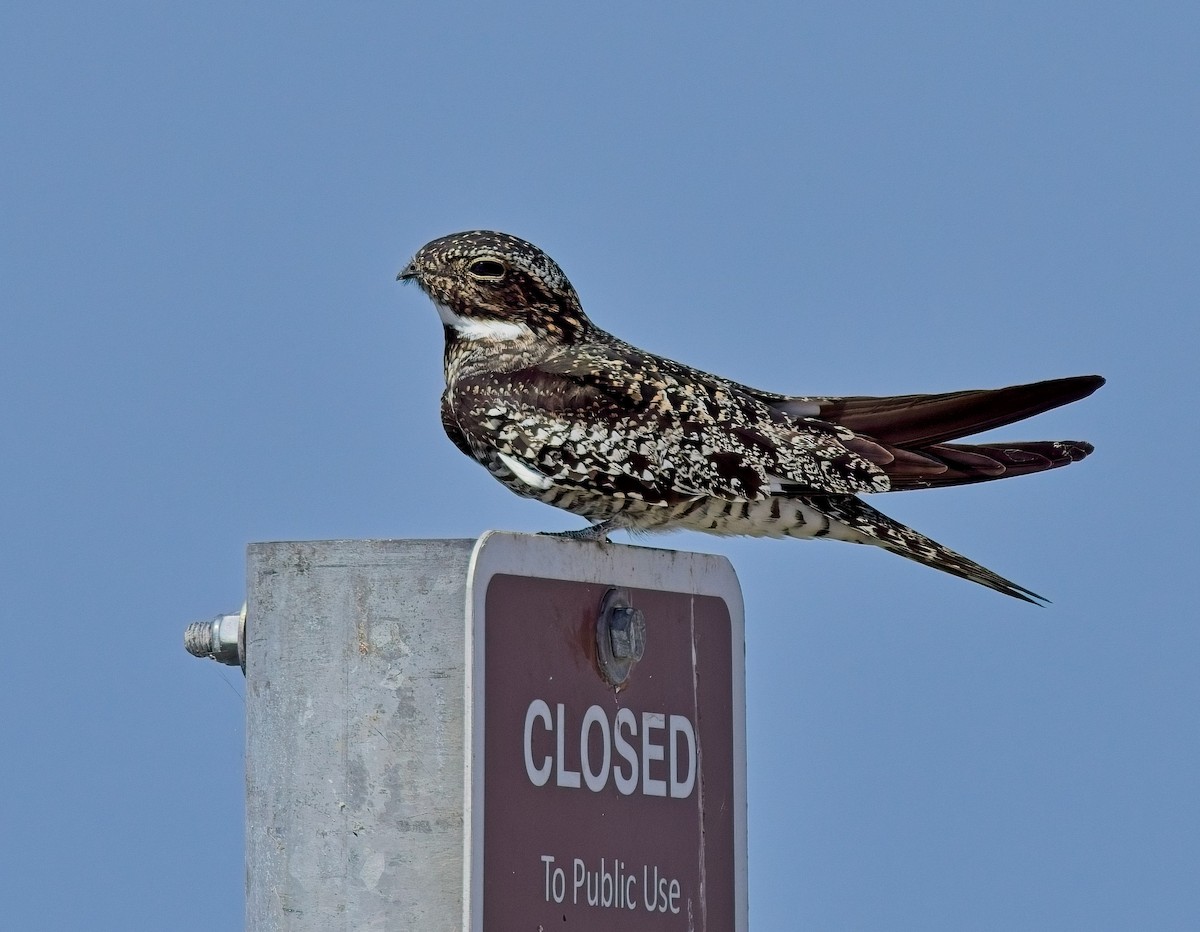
[243,534,746,931]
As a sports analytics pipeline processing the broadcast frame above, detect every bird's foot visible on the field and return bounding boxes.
[538,520,617,543]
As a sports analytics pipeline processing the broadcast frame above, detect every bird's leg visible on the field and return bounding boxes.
[539,519,618,542]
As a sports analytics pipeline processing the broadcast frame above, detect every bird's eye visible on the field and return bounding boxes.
[467,258,507,281]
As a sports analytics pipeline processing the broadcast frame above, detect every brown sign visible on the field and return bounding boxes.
[465,533,747,931]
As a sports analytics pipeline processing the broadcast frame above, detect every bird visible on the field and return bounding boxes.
[397,230,1103,603]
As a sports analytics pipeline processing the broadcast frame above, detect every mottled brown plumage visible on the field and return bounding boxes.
[398,230,1103,602]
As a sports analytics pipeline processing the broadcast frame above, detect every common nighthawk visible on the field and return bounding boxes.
[398,230,1102,603]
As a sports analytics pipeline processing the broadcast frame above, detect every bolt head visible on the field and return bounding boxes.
[215,612,241,655]
[184,606,246,669]
[609,607,646,661]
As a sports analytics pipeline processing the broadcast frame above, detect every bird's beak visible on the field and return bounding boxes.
[396,260,418,282]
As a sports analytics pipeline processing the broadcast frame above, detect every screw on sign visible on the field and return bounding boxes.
[595,587,646,687]
[465,533,747,931]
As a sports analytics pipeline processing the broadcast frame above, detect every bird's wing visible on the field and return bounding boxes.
[445,349,890,503]
[740,375,1103,490]
[756,375,1105,446]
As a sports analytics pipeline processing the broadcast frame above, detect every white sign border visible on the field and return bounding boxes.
[462,530,748,932]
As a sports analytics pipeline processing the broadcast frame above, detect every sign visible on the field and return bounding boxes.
[465,532,747,931]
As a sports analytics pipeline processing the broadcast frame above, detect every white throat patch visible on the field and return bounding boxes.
[435,302,532,342]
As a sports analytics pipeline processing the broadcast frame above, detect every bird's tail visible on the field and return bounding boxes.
[806,494,1046,604]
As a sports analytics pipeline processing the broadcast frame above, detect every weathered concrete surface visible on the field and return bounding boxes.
[245,539,474,932]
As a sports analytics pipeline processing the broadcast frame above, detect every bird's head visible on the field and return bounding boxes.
[398,231,591,345]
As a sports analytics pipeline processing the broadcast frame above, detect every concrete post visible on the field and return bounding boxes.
[245,538,476,931]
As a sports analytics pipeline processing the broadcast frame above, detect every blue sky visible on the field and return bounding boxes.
[2,2,1196,929]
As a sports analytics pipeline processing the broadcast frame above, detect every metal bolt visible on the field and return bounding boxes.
[608,606,646,662]
[596,588,646,687]
[184,604,247,673]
